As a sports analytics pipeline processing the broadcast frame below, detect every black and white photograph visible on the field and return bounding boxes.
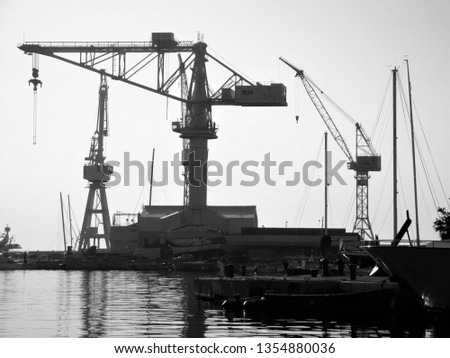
[1,0,449,351]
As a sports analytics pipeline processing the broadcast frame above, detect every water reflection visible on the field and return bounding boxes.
[80,271,107,337]
[214,303,440,338]
[56,271,79,337]
[181,273,206,338]
[0,270,448,337]
[75,271,206,337]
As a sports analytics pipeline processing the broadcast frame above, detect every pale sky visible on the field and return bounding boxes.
[1,0,449,250]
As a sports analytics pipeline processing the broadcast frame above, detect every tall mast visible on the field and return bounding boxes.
[324,132,328,235]
[67,194,73,248]
[405,59,420,245]
[60,192,67,251]
[149,148,155,206]
[392,68,398,237]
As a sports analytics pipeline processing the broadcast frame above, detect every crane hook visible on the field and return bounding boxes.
[28,68,42,91]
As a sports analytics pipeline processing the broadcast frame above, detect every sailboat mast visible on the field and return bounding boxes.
[67,194,73,248]
[392,68,398,238]
[324,132,328,235]
[149,148,155,206]
[405,59,420,245]
[60,192,67,251]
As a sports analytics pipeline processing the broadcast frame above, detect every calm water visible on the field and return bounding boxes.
[0,270,448,338]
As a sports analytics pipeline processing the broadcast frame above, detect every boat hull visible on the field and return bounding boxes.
[364,246,450,311]
[243,289,395,313]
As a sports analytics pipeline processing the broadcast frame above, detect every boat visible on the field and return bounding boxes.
[242,288,396,313]
[0,254,23,270]
[0,226,25,269]
[364,242,450,311]
[363,62,450,313]
[0,226,21,252]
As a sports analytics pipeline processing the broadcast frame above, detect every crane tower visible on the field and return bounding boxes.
[79,72,113,250]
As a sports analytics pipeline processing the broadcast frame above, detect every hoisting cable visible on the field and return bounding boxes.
[166,96,169,121]
[304,73,357,126]
[295,76,300,123]
[208,46,256,84]
[33,93,38,145]
[28,53,42,145]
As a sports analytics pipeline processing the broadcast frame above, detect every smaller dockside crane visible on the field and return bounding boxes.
[79,72,113,251]
[280,57,381,241]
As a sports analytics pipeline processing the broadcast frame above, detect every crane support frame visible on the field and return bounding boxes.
[353,171,374,240]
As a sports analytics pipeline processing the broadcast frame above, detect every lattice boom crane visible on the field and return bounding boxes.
[280,57,381,240]
[79,72,113,250]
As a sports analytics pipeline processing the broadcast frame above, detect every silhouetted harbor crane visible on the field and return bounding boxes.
[20,33,287,252]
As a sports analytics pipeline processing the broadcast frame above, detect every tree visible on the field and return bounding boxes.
[433,204,450,240]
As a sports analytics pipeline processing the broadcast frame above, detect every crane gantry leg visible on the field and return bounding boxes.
[79,183,111,250]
